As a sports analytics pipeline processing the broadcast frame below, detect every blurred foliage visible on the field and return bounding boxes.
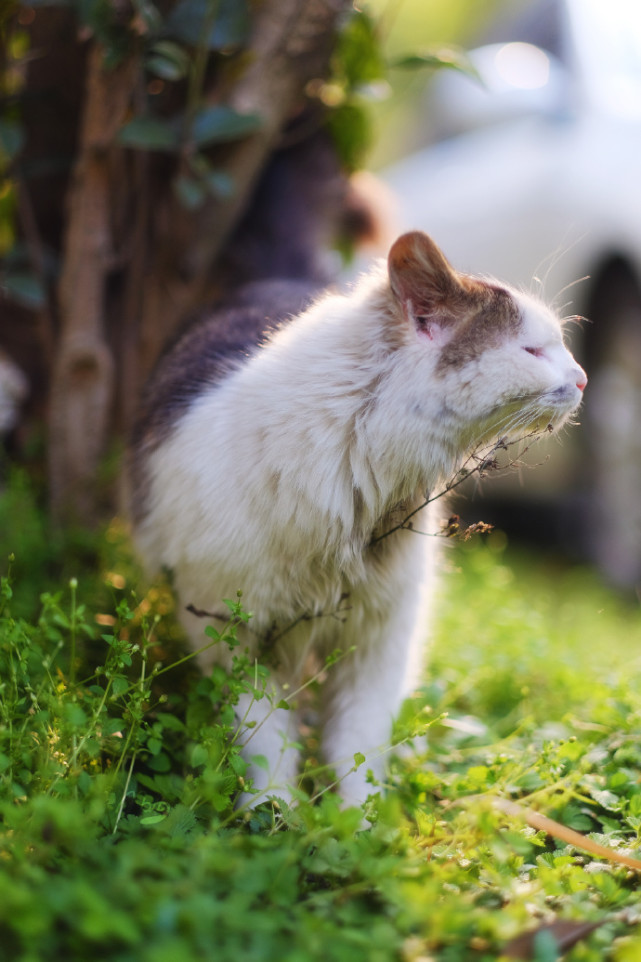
[0,2,385,308]
[0,0,513,310]
[2,475,641,959]
[362,0,512,165]
[364,0,508,58]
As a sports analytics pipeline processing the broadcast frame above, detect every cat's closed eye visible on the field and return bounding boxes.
[523,346,545,358]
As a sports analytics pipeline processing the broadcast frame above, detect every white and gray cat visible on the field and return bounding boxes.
[128,230,586,807]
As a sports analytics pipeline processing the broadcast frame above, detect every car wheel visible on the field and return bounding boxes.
[583,262,641,589]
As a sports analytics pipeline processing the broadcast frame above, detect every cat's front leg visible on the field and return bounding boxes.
[319,585,430,808]
[234,679,302,809]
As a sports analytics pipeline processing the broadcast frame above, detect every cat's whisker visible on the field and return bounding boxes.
[562,313,590,331]
[527,231,583,303]
[552,275,590,313]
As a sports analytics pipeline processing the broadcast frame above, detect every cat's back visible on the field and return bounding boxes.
[132,280,318,449]
[128,278,320,524]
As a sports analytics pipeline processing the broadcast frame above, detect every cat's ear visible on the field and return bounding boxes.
[388,231,465,339]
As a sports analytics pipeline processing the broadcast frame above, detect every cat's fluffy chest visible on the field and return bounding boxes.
[140,376,433,633]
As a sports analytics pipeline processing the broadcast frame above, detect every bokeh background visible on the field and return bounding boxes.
[362,0,641,592]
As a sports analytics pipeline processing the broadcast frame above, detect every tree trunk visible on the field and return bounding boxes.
[48,44,139,523]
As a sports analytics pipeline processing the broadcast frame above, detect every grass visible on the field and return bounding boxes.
[2,473,641,961]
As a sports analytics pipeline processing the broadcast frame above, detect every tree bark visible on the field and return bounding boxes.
[48,44,139,522]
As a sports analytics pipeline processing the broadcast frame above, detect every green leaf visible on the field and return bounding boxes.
[559,803,594,832]
[164,0,250,50]
[140,813,167,825]
[132,0,163,35]
[104,718,125,736]
[1,271,46,309]
[74,0,133,68]
[392,46,481,82]
[148,751,171,773]
[335,11,385,89]
[229,752,247,777]
[174,174,206,210]
[590,789,624,812]
[0,120,25,161]
[146,41,190,81]
[202,168,235,199]
[110,675,129,697]
[328,102,372,172]
[118,117,180,152]
[164,804,198,838]
[353,752,366,769]
[64,702,87,727]
[189,743,208,768]
[190,106,261,147]
[156,712,185,732]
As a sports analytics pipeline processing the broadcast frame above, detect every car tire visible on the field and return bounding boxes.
[583,261,641,589]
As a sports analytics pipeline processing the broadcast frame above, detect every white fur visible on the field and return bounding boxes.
[133,251,586,807]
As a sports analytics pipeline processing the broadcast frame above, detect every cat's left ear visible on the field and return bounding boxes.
[388,231,466,339]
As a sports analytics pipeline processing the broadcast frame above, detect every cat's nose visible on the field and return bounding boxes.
[576,367,587,392]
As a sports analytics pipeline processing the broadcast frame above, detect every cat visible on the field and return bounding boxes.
[128,229,587,808]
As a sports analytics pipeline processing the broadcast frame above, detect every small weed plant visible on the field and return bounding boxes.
[2,476,641,961]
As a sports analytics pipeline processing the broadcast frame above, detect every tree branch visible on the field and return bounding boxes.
[369,428,551,546]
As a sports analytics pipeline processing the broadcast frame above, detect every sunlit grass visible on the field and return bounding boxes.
[432,538,641,728]
[2,475,641,960]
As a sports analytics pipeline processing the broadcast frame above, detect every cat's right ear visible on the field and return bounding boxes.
[388,231,462,339]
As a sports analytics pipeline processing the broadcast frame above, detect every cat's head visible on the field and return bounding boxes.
[386,230,586,447]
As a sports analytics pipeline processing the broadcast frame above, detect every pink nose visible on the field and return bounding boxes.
[577,376,587,392]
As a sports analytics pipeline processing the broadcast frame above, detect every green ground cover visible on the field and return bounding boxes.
[1,475,641,961]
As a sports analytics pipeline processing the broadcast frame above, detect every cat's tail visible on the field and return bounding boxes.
[217,115,394,293]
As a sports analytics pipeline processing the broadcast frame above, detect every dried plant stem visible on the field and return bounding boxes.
[494,796,641,872]
[370,428,546,546]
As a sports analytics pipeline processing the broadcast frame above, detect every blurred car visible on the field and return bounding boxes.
[381,0,641,586]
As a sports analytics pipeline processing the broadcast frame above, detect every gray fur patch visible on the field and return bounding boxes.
[128,279,322,522]
[437,286,522,371]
